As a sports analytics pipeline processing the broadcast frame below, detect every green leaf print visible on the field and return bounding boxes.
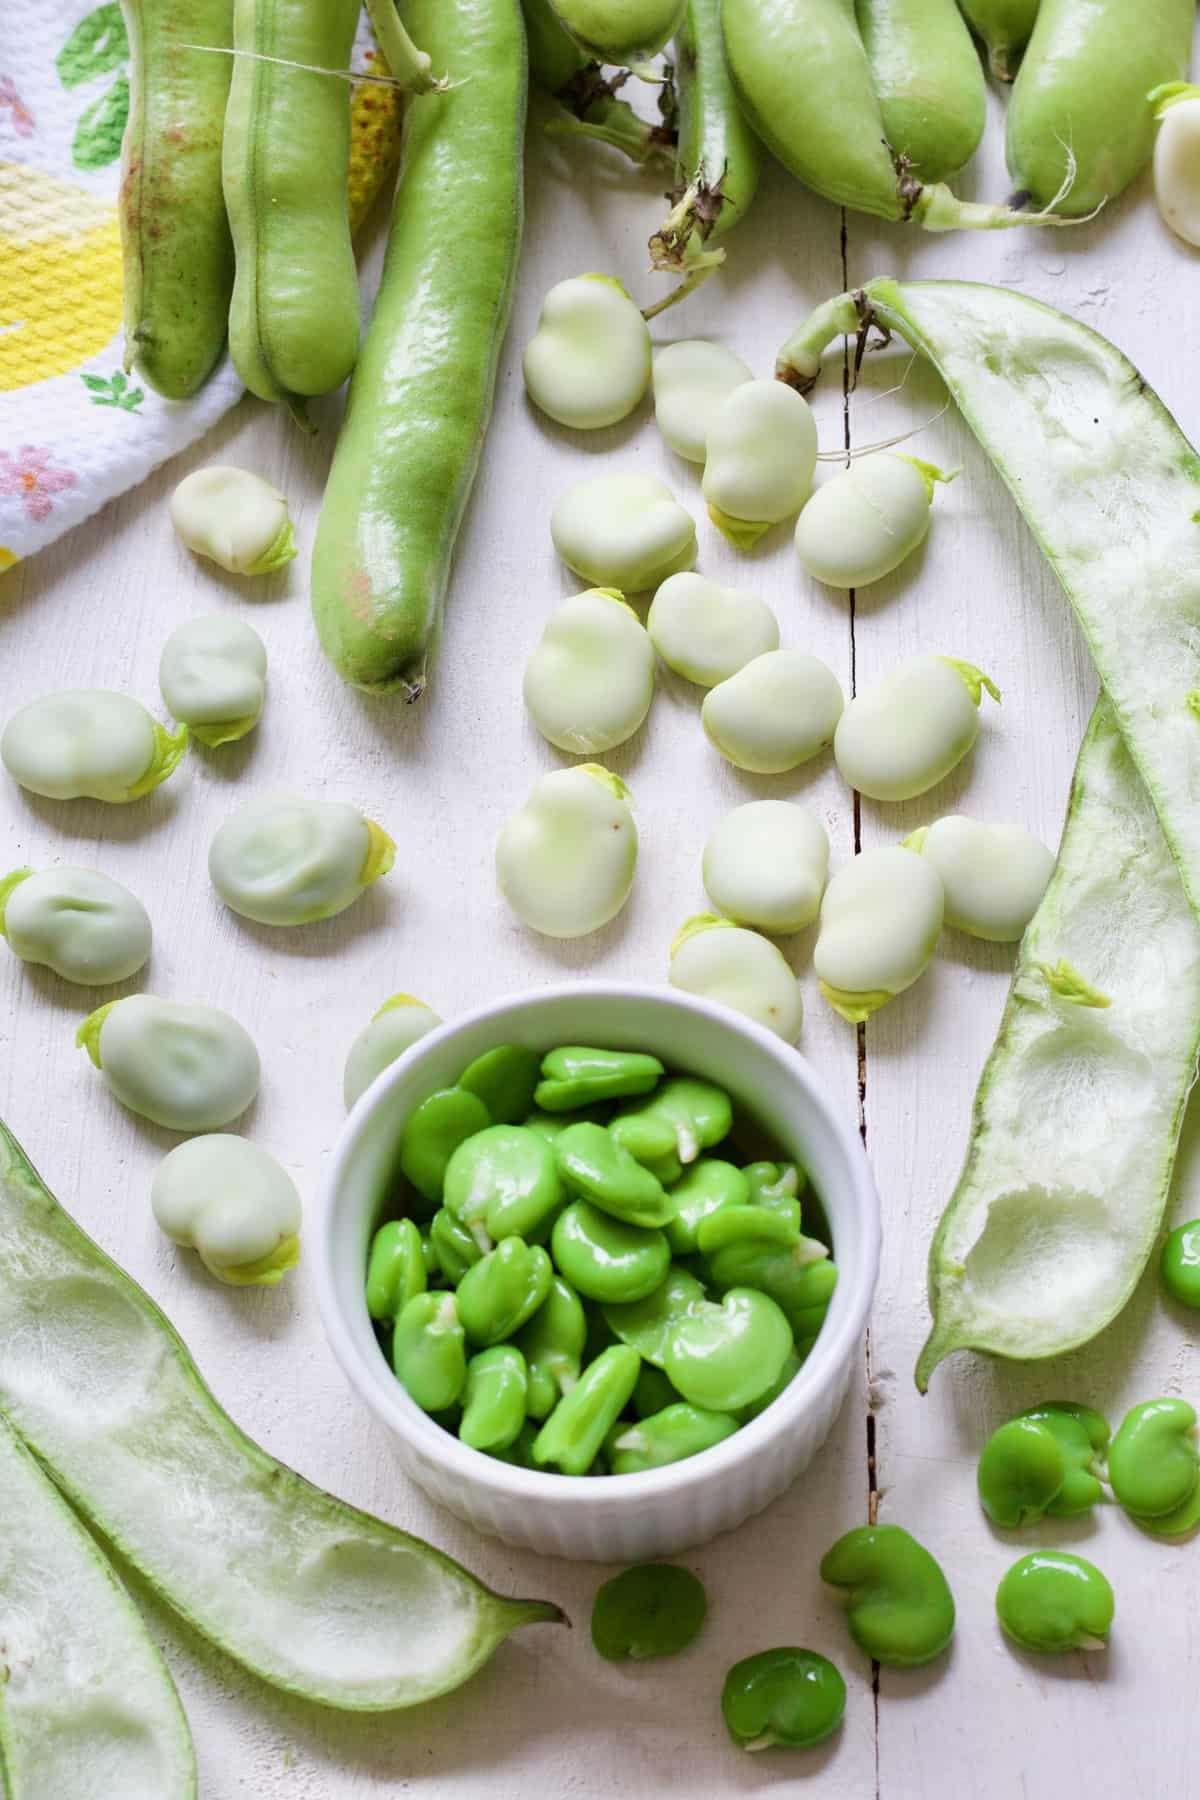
[56,4,128,88]
[72,73,130,170]
[81,370,144,412]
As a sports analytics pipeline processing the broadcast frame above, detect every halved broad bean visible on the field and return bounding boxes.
[647,573,779,688]
[535,1045,663,1111]
[0,866,151,986]
[977,1417,1067,1528]
[743,1160,805,1218]
[721,1647,846,1751]
[77,995,260,1132]
[556,1122,676,1227]
[833,654,1000,802]
[444,1125,565,1249]
[995,1552,1114,1654]
[702,649,844,774]
[906,816,1054,943]
[1108,1398,1199,1520]
[532,1344,641,1475]
[551,472,696,591]
[169,466,296,575]
[393,1291,468,1412]
[702,380,818,549]
[591,1563,708,1658]
[1161,1221,1200,1309]
[459,1345,529,1452]
[158,614,267,747]
[459,1045,542,1123]
[669,915,804,1041]
[151,1134,301,1286]
[1017,1403,1110,1516]
[429,1206,484,1286]
[707,1240,833,1326]
[399,1088,492,1208]
[814,846,944,1024]
[343,995,442,1109]
[496,765,638,938]
[652,339,752,464]
[609,1075,731,1165]
[515,1274,588,1418]
[703,800,829,934]
[820,1524,955,1667]
[664,1159,749,1253]
[696,1203,799,1255]
[523,590,655,753]
[551,1201,671,1303]
[607,1404,737,1473]
[523,275,651,429]
[2,690,187,804]
[663,1287,792,1410]
[455,1239,554,1346]
[209,796,395,927]
[794,455,956,590]
[366,1218,428,1320]
[602,1266,706,1363]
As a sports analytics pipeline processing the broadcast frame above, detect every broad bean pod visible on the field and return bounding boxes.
[547,0,686,64]
[955,0,1040,80]
[859,0,985,183]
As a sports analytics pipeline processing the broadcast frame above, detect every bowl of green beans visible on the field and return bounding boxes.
[316,982,879,1561]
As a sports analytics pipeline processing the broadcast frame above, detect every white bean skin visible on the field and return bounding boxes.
[169,466,295,575]
[702,649,844,774]
[646,572,779,688]
[907,815,1054,942]
[703,801,830,934]
[523,590,655,753]
[152,1135,301,1285]
[159,614,267,747]
[79,995,261,1131]
[496,764,637,939]
[669,915,803,1041]
[702,380,818,548]
[550,472,697,591]
[0,866,151,985]
[344,996,442,1109]
[814,846,944,1023]
[652,339,753,463]
[1,690,187,803]
[1153,93,1200,247]
[833,654,999,802]
[208,796,394,927]
[522,275,652,429]
[794,455,951,590]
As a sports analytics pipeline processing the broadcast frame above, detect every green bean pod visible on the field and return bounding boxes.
[858,0,985,182]
[548,0,687,63]
[1006,0,1193,215]
[223,0,361,409]
[956,0,1040,79]
[118,0,235,397]
[311,0,527,698]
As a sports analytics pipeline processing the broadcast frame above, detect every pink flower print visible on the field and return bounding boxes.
[0,78,35,137]
[0,447,77,523]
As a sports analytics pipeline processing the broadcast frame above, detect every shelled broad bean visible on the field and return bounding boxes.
[366,1045,837,1474]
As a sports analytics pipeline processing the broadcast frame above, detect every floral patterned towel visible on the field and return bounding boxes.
[0,3,401,571]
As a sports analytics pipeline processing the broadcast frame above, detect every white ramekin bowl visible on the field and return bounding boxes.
[315,982,879,1562]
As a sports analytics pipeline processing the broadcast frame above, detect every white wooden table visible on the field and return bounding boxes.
[4,49,1200,1797]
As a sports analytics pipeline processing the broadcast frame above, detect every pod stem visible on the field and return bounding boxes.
[913,151,1103,234]
[363,0,443,93]
[541,68,675,166]
[641,247,725,320]
[775,292,864,393]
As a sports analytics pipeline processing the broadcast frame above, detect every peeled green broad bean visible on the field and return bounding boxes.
[392,1291,468,1413]
[496,765,638,939]
[834,654,1000,802]
[77,995,260,1132]
[551,471,697,591]
[366,1218,428,1320]
[523,590,655,753]
[1108,1398,1200,1520]
[343,995,442,1109]
[1161,1220,1200,1309]
[706,1234,832,1327]
[556,1122,676,1227]
[609,1111,683,1185]
[736,1348,802,1422]
[444,1125,565,1249]
[606,1402,738,1473]
[646,572,779,688]
[664,1159,749,1253]
[591,1563,707,1658]
[532,1344,641,1475]
[820,1524,955,1667]
[455,1238,554,1347]
[995,1552,1114,1654]
[696,1203,799,1255]
[429,1207,484,1285]
[977,1417,1067,1528]
[2,690,187,804]
[652,339,752,464]
[459,1345,529,1452]
[702,649,844,775]
[489,1420,540,1468]
[536,1046,663,1111]
[523,275,651,429]
[721,1646,846,1751]
[1017,1403,1108,1517]
[664,1287,792,1411]
[814,846,944,1024]
[669,915,804,1041]
[633,1362,682,1417]
[168,467,296,576]
[602,1266,706,1362]
[158,614,267,747]
[399,1088,492,1208]
[209,796,395,927]
[744,1161,805,1217]
[515,1274,588,1418]
[610,1075,731,1165]
[584,1302,622,1364]
[552,1201,671,1303]
[703,800,829,934]
[906,816,1055,943]
[459,1046,543,1123]
[151,1134,301,1286]
[702,380,818,549]
[794,456,955,590]
[0,866,151,985]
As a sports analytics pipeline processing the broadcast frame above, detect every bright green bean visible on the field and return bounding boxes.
[1161,1221,1200,1309]
[455,1239,553,1346]
[1017,1403,1108,1516]
[995,1552,1114,1654]
[663,1288,792,1411]
[610,1077,732,1166]
[1108,1398,1199,1520]
[458,1046,543,1124]
[977,1417,1066,1528]
[444,1124,564,1248]
[366,1219,428,1321]
[399,1088,492,1210]
[591,1564,707,1659]
[820,1523,955,1666]
[429,1207,484,1286]
[532,1344,641,1475]
[606,1402,738,1472]
[665,1160,750,1253]
[552,1202,672,1303]
[721,1647,846,1750]
[602,1266,706,1363]
[515,1275,588,1417]
[392,1292,468,1412]
[459,1345,529,1451]
[555,1122,676,1227]
[535,1046,664,1111]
